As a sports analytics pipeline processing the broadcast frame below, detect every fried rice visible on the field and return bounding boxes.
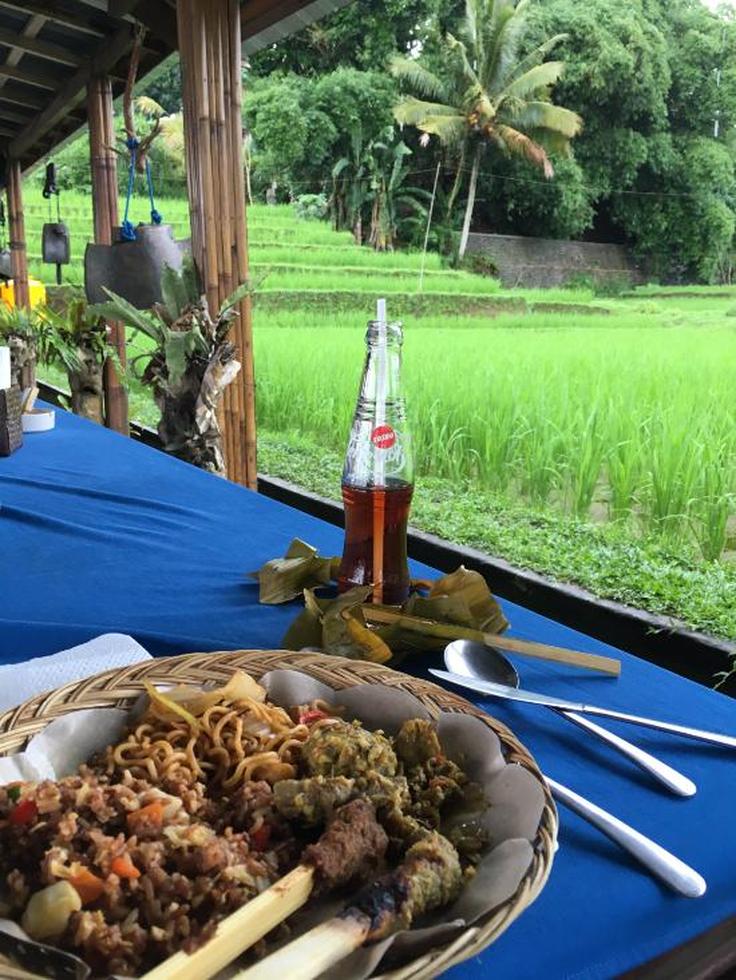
[0,769,297,976]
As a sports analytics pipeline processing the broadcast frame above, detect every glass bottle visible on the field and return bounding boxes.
[338,300,414,605]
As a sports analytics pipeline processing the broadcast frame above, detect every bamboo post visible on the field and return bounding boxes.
[88,74,129,435]
[6,159,32,386]
[7,159,29,312]
[177,0,256,487]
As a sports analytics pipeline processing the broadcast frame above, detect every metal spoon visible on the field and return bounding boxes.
[441,641,705,897]
[444,640,696,798]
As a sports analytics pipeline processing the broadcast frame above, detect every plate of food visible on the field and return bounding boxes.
[0,650,557,980]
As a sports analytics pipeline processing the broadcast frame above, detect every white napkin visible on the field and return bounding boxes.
[0,633,152,713]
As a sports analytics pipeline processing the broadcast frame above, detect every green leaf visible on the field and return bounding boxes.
[91,290,163,344]
[220,278,254,316]
[160,264,190,321]
[163,330,200,387]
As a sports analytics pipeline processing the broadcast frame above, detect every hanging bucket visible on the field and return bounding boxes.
[84,224,185,308]
[42,223,70,265]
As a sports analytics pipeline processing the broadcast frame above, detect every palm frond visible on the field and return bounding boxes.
[524,127,575,158]
[500,34,568,88]
[388,54,449,102]
[394,97,467,147]
[500,61,565,101]
[394,96,465,125]
[482,0,524,94]
[134,95,166,119]
[446,32,480,91]
[415,114,468,147]
[494,123,555,177]
[511,101,582,138]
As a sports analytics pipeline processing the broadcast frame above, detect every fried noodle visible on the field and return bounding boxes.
[108,697,317,787]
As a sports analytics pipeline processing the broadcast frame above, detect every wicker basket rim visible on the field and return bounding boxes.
[0,650,558,980]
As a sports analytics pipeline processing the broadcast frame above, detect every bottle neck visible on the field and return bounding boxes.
[359,321,404,422]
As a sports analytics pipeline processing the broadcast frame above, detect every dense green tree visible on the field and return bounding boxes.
[476,155,594,239]
[244,69,396,200]
[249,0,440,75]
[391,0,582,257]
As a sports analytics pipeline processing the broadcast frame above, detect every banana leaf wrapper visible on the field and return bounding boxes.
[249,538,340,604]
[283,586,393,664]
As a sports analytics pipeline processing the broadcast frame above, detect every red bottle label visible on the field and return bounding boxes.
[371,424,396,449]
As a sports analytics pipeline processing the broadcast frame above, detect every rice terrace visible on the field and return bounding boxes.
[25,193,736,640]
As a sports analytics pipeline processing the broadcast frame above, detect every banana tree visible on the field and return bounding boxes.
[367,139,430,251]
[330,127,372,244]
[92,260,250,476]
[390,0,582,258]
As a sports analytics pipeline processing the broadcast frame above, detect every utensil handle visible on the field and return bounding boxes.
[557,710,696,798]
[582,706,736,749]
[547,777,706,898]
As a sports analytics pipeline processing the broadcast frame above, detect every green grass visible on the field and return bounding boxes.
[26,186,736,641]
[253,317,736,563]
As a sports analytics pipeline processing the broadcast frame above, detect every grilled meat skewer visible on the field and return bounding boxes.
[236,831,462,980]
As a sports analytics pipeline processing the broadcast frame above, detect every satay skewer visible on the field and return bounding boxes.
[141,800,388,980]
[236,831,463,980]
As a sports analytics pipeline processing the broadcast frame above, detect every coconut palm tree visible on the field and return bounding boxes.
[390,0,582,258]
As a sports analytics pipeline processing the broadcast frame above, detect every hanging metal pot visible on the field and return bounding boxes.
[0,249,10,281]
[42,223,70,265]
[84,224,185,309]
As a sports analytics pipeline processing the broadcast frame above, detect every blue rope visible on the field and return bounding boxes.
[145,159,162,225]
[120,137,139,242]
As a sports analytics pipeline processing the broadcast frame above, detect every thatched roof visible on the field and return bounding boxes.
[0,0,350,183]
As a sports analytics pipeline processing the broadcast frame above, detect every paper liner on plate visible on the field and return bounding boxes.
[0,669,549,980]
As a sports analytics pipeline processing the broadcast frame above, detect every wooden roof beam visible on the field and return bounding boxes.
[0,27,82,67]
[10,22,134,158]
[0,88,46,110]
[106,0,177,49]
[0,1,106,37]
[0,63,66,90]
[0,105,31,124]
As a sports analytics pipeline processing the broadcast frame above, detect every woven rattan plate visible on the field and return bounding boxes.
[0,650,558,980]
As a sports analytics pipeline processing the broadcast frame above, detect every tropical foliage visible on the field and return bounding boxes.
[390,0,582,257]
[91,262,250,475]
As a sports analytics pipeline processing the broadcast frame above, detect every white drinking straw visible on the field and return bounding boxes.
[373,298,388,603]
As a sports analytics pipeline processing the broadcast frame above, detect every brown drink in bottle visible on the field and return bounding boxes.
[338,300,414,605]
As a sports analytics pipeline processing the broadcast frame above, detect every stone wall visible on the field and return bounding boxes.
[466,232,644,288]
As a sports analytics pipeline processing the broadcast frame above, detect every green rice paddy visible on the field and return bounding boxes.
[24,189,736,642]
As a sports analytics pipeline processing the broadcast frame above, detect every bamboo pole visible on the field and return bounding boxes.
[7,160,29,313]
[228,0,257,488]
[88,74,129,435]
[177,0,256,487]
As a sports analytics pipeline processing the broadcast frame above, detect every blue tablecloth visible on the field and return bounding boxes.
[1,406,735,979]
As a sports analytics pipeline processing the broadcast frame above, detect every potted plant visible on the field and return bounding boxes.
[0,303,40,389]
[93,260,249,476]
[37,295,115,423]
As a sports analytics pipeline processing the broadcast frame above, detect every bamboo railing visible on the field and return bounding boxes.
[177,0,256,487]
[88,74,129,435]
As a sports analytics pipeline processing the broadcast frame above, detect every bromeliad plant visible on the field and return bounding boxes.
[38,295,117,424]
[0,302,43,388]
[92,261,250,476]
